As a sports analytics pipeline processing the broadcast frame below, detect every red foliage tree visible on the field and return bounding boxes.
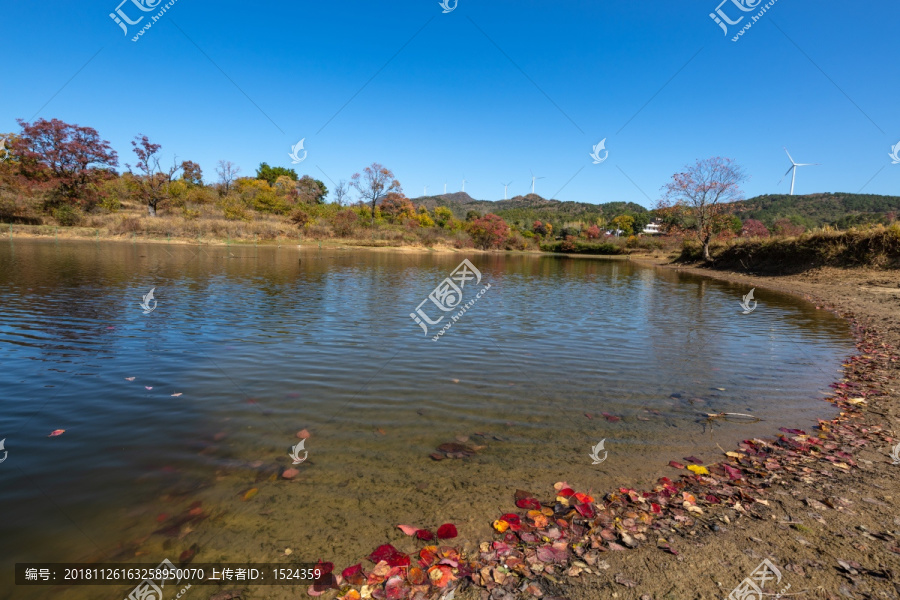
[741,218,770,237]
[13,118,118,207]
[659,157,746,261]
[468,213,510,249]
[586,225,601,239]
[378,192,416,223]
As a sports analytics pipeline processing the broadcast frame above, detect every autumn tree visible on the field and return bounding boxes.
[468,213,510,249]
[180,160,203,187]
[350,163,401,226]
[256,162,297,186]
[379,192,416,223]
[741,218,769,237]
[129,135,178,217]
[297,175,328,205]
[659,157,746,261]
[611,214,635,236]
[216,160,240,194]
[773,218,805,237]
[13,118,118,208]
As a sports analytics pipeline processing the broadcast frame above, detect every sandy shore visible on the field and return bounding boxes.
[547,259,900,600]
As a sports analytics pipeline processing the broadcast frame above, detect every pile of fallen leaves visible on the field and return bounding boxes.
[324,319,897,600]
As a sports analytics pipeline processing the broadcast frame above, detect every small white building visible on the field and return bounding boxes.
[642,219,663,235]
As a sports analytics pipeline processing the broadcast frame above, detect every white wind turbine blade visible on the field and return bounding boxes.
[784,147,797,166]
[778,165,794,185]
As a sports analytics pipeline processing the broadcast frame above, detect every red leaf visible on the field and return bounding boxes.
[369,544,400,564]
[650,503,662,514]
[668,461,685,469]
[575,503,595,518]
[557,488,575,498]
[397,524,419,536]
[341,564,365,585]
[516,498,542,510]
[415,529,435,541]
[683,456,703,464]
[499,513,521,526]
[723,465,743,480]
[436,524,458,539]
[601,412,621,422]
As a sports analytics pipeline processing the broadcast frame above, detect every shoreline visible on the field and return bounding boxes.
[322,258,900,600]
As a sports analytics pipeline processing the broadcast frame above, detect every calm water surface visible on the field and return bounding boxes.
[0,240,854,599]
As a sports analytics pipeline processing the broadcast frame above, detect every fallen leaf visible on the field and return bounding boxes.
[125,377,136,381]
[374,428,386,436]
[683,456,703,464]
[171,393,183,397]
[397,525,419,536]
[297,429,311,439]
[436,523,458,539]
[282,468,299,479]
[145,386,153,390]
[668,461,685,469]
[686,464,709,475]
[48,429,65,437]
[601,412,621,423]
[241,488,259,501]
[614,573,638,588]
[415,529,435,541]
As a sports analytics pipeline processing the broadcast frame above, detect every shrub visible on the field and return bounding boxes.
[290,206,313,228]
[220,196,250,221]
[505,232,529,251]
[468,213,510,249]
[561,235,577,252]
[331,209,358,237]
[379,193,416,223]
[53,204,82,226]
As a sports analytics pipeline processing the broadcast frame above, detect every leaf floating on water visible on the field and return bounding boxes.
[241,488,259,501]
[436,523,458,539]
[601,412,621,423]
[584,413,593,420]
[145,386,153,390]
[48,429,65,437]
[282,468,299,479]
[686,464,709,476]
[374,428,387,436]
[125,377,136,381]
[171,393,182,397]
[179,543,199,564]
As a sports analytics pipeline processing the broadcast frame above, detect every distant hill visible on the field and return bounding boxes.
[411,191,900,230]
[412,193,647,226]
[731,193,900,229]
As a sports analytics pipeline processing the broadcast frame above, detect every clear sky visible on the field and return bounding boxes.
[2,1,898,207]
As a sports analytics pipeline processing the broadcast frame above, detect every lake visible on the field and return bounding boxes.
[0,239,854,599]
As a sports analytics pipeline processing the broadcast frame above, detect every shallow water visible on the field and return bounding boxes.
[0,240,854,599]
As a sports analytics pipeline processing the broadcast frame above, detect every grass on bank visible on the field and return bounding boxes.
[679,224,900,272]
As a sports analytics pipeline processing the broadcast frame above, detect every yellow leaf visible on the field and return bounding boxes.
[686,465,709,475]
[846,398,867,405]
[493,520,509,533]
[241,487,259,501]
[725,451,745,458]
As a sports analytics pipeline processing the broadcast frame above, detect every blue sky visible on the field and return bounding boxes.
[2,0,897,207]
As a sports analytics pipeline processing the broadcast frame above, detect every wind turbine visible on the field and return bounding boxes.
[461,177,467,193]
[502,181,513,200]
[443,182,447,194]
[779,147,819,195]
[530,171,545,195]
